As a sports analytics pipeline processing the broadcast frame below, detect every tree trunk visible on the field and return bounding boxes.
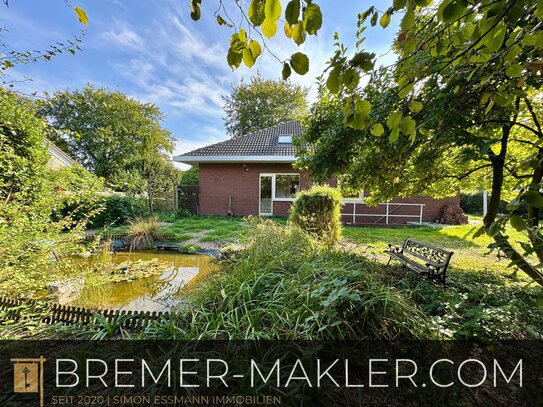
[483,125,543,285]
[147,178,154,215]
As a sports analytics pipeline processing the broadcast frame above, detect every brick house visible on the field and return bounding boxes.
[174,121,459,225]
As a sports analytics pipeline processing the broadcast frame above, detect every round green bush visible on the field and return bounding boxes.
[289,185,343,246]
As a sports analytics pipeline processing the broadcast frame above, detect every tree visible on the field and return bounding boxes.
[38,84,175,180]
[223,74,308,137]
[298,4,543,284]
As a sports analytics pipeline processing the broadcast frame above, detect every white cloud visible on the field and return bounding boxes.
[100,21,145,51]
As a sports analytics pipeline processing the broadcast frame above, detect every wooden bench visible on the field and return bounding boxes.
[384,238,453,284]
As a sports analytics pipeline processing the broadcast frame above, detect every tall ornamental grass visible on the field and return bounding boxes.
[177,219,430,340]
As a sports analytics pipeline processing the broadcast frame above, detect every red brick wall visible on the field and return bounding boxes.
[198,163,310,216]
[198,163,459,223]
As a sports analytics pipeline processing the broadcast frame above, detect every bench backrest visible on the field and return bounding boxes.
[402,238,453,267]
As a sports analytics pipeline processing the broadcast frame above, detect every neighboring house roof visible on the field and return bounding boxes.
[174,120,305,164]
[47,142,78,169]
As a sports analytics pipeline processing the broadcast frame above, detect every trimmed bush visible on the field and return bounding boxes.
[289,185,343,246]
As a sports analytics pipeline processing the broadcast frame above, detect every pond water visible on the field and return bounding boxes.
[71,252,216,312]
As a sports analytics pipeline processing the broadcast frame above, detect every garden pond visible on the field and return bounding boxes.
[52,252,217,312]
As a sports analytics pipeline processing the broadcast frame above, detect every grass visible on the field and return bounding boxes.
[343,219,530,276]
[159,219,543,341]
[160,216,247,246]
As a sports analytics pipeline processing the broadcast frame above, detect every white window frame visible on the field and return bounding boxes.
[260,173,301,205]
[342,192,364,203]
[259,174,274,216]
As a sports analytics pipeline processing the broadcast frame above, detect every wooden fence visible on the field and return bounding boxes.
[178,185,199,215]
[83,232,179,243]
[0,296,171,329]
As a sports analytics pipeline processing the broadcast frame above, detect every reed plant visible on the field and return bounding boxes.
[127,216,160,250]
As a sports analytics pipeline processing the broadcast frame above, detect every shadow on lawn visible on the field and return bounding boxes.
[343,225,480,250]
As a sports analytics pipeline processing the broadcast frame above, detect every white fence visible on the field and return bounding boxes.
[341,202,426,225]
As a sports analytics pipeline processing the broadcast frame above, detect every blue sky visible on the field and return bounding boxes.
[2,0,399,168]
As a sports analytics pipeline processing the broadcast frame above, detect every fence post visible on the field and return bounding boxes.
[352,203,356,224]
[385,203,389,225]
[419,204,424,225]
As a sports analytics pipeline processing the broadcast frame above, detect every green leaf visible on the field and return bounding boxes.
[303,3,322,35]
[74,6,88,25]
[190,0,201,21]
[243,41,262,68]
[227,47,242,70]
[349,52,375,72]
[510,216,527,232]
[401,7,415,31]
[484,23,506,53]
[285,0,300,25]
[238,28,248,43]
[292,22,306,45]
[389,127,400,142]
[265,0,282,21]
[355,99,371,116]
[387,111,403,129]
[249,0,266,26]
[505,64,523,77]
[284,22,293,37]
[442,0,466,23]
[282,62,292,80]
[326,66,342,94]
[398,82,414,99]
[400,116,416,137]
[409,100,423,112]
[242,49,255,68]
[216,15,233,27]
[393,0,407,10]
[537,0,543,18]
[380,13,391,28]
[414,0,432,5]
[370,12,378,27]
[371,123,385,137]
[262,18,278,38]
[525,190,543,208]
[248,40,262,58]
[290,52,309,74]
[342,68,360,92]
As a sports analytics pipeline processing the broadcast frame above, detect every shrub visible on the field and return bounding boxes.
[127,216,160,250]
[289,185,343,246]
[175,220,429,340]
[90,194,148,228]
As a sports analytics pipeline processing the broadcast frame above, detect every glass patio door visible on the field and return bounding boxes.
[259,175,273,216]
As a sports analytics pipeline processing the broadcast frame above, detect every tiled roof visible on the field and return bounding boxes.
[175,121,304,162]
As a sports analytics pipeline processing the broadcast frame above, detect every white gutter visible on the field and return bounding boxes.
[173,155,296,164]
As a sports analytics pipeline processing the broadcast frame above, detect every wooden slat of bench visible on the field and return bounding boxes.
[403,238,453,267]
[387,252,428,274]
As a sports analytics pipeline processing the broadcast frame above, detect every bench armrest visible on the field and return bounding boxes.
[387,244,402,254]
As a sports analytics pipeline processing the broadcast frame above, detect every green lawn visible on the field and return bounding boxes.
[160,216,248,246]
[343,220,531,281]
[155,214,530,280]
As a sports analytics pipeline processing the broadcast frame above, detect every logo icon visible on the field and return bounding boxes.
[11,357,46,407]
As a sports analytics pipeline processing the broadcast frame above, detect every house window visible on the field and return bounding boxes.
[338,181,364,202]
[278,135,292,143]
[275,174,299,199]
